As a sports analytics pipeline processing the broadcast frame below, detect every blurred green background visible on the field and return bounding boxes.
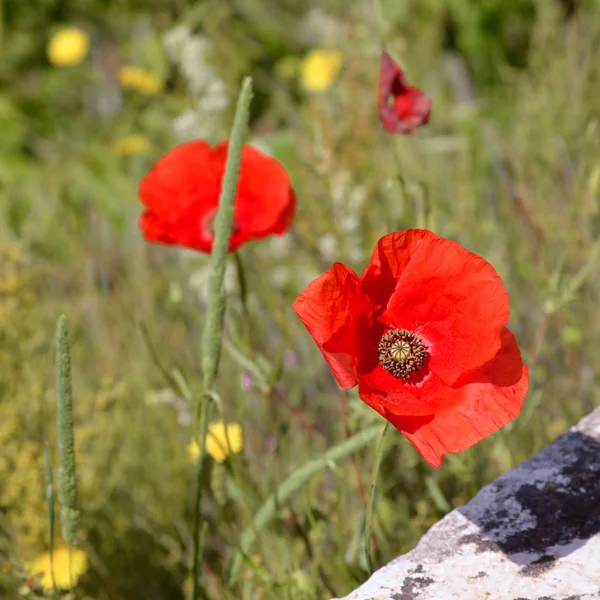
[1,0,599,598]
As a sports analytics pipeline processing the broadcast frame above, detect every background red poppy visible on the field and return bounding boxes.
[138,140,296,253]
[378,50,432,134]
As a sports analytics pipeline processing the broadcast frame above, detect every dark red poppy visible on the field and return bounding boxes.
[378,50,432,134]
[293,230,528,467]
[138,140,296,253]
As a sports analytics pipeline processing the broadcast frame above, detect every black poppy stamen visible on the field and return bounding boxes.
[378,329,427,380]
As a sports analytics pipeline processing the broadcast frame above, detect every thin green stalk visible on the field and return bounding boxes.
[226,424,383,584]
[200,77,253,392]
[44,446,58,598]
[365,421,389,574]
[55,315,80,545]
[371,0,387,46]
[191,76,253,600]
[233,252,252,348]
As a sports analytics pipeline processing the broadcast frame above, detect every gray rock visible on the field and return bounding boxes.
[333,408,600,600]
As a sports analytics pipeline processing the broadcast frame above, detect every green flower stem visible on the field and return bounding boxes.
[226,424,383,584]
[365,421,389,574]
[200,77,253,392]
[191,76,253,600]
[233,252,252,348]
[371,0,387,46]
[55,315,80,545]
[44,446,58,598]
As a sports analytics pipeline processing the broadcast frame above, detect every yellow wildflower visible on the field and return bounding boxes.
[47,27,90,67]
[187,422,243,463]
[29,545,88,591]
[118,66,163,95]
[112,134,151,157]
[300,49,342,92]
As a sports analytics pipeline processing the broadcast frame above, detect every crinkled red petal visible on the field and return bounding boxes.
[383,234,509,385]
[380,328,528,467]
[293,263,372,388]
[214,142,296,242]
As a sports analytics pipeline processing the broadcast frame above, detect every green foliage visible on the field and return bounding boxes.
[1,1,599,599]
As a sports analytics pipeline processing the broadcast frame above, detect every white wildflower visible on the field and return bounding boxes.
[197,79,229,113]
[340,215,359,233]
[348,185,367,211]
[163,24,191,62]
[172,108,207,142]
[317,233,338,261]
[181,37,213,94]
[270,266,291,289]
[267,232,293,255]
[348,245,365,263]
[330,170,351,206]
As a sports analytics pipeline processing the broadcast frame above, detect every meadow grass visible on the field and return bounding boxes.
[1,1,599,598]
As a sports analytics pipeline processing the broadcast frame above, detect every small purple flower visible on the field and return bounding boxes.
[283,349,298,368]
[263,435,277,452]
[240,371,252,391]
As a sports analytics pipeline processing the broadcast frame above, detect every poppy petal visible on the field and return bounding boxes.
[293,263,372,388]
[378,51,431,134]
[384,328,528,467]
[384,235,509,385]
[361,229,433,315]
[359,364,457,417]
[214,142,296,242]
[138,140,296,254]
[138,140,220,251]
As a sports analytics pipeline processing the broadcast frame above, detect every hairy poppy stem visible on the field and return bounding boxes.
[191,76,253,600]
[201,77,253,391]
[55,315,80,546]
[365,421,389,574]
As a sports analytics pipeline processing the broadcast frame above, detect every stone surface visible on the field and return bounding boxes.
[333,408,600,600]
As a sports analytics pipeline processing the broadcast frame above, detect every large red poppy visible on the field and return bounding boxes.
[378,50,432,134]
[293,230,528,467]
[138,140,296,253]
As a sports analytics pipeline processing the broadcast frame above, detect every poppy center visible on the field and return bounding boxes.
[378,329,427,380]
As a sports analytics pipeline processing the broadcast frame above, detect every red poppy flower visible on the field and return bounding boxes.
[138,140,296,253]
[378,50,432,134]
[293,230,528,467]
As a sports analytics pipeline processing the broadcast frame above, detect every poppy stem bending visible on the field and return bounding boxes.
[192,77,254,600]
